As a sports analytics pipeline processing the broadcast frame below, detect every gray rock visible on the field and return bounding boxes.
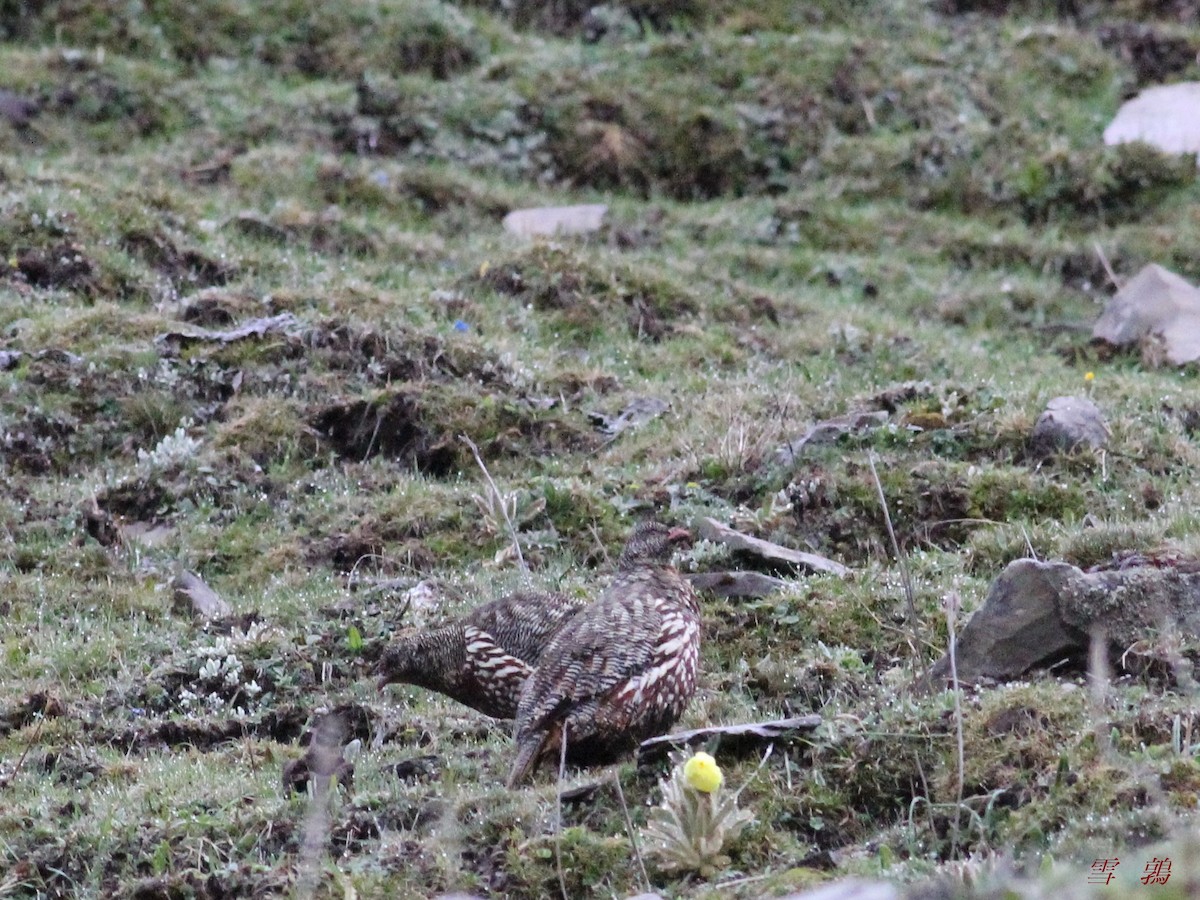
[932,558,1200,682]
[0,90,40,128]
[1030,396,1109,455]
[172,571,232,620]
[121,522,174,548]
[686,570,792,599]
[931,559,1084,682]
[1063,563,1200,646]
[1093,263,1200,365]
[1103,82,1200,162]
[502,204,608,238]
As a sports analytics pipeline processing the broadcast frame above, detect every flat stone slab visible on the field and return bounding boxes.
[686,571,792,599]
[1103,82,1200,162]
[502,204,608,238]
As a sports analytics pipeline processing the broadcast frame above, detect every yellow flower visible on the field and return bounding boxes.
[683,752,723,793]
[1084,371,1095,381]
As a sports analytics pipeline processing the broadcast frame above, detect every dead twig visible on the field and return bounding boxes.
[637,716,820,766]
[868,453,925,689]
[1088,627,1112,756]
[460,434,528,574]
[733,743,774,802]
[0,714,45,789]
[945,591,965,860]
[587,522,611,569]
[696,517,849,578]
[555,726,569,900]
[612,769,651,893]
[860,95,878,129]
[1093,241,1122,290]
[295,714,346,900]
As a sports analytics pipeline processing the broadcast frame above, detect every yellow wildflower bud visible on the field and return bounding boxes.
[1084,371,1095,381]
[683,752,723,793]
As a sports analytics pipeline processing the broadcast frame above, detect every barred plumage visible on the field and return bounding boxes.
[377,590,587,719]
[507,522,701,786]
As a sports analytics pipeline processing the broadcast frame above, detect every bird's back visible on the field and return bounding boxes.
[515,586,663,734]
[508,561,701,784]
[466,590,588,667]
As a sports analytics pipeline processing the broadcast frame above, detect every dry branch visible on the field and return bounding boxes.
[697,518,849,578]
[637,716,822,766]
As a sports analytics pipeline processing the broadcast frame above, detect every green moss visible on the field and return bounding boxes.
[5,0,1200,896]
[1007,141,1198,225]
[19,0,487,78]
[967,468,1086,523]
[502,826,636,896]
[471,242,698,343]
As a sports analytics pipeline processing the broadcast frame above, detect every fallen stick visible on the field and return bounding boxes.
[698,518,849,578]
[637,715,822,766]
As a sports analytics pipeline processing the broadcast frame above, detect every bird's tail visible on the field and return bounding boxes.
[506,730,553,788]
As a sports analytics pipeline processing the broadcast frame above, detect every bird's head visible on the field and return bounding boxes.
[376,629,456,691]
[617,521,693,570]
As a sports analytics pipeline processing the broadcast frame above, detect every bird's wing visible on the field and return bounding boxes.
[467,591,586,665]
[461,625,534,682]
[455,625,535,718]
[515,590,662,736]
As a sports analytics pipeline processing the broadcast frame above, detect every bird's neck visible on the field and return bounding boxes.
[613,564,696,609]
[406,623,468,687]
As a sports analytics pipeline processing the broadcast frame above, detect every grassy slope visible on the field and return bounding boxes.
[2,0,1200,896]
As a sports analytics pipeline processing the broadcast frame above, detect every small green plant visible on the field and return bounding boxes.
[176,620,275,717]
[135,419,201,472]
[642,751,755,877]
